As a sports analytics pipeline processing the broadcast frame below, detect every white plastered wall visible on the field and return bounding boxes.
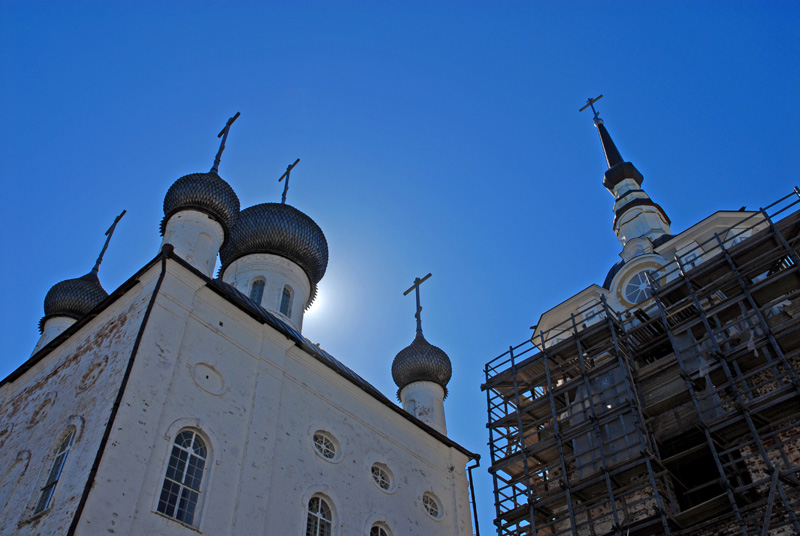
[161,209,225,277]
[68,259,473,535]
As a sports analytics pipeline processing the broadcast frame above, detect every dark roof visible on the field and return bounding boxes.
[219,203,328,284]
[161,171,240,243]
[40,272,109,332]
[392,333,452,394]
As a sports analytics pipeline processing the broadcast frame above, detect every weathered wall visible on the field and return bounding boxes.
[0,269,157,536]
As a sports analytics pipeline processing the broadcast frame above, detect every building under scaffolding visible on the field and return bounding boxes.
[483,107,800,536]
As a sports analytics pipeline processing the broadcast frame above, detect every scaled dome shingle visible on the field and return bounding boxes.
[392,334,452,392]
[160,171,240,242]
[40,272,108,332]
[219,203,329,287]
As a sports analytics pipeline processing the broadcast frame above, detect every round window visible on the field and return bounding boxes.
[422,492,442,519]
[624,270,659,304]
[370,463,394,492]
[312,431,339,461]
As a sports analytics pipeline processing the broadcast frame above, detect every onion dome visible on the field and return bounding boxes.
[392,334,452,392]
[219,202,328,290]
[160,171,240,243]
[39,272,108,332]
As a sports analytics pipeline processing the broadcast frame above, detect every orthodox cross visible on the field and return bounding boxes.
[579,94,604,120]
[91,210,126,275]
[403,273,432,336]
[278,158,301,204]
[210,112,241,173]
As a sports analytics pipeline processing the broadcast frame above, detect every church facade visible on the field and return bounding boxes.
[0,118,478,535]
[484,101,800,535]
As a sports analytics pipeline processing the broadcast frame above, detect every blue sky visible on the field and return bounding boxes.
[1,1,798,531]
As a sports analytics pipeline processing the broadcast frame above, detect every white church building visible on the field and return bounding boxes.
[0,116,479,536]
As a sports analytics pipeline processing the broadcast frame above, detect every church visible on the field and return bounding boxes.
[483,98,800,535]
[0,115,479,535]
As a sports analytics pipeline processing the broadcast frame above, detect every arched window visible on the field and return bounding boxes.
[370,524,391,536]
[306,496,333,536]
[280,285,293,317]
[34,429,75,514]
[157,430,207,526]
[249,279,265,304]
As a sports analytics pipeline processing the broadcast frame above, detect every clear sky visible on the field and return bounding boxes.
[1,1,798,531]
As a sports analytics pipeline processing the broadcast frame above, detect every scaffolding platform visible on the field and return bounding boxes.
[484,190,800,536]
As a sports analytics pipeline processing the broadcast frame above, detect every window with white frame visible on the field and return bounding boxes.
[33,428,75,514]
[249,278,265,304]
[306,496,333,536]
[312,431,337,460]
[157,429,207,526]
[370,523,391,536]
[422,492,442,519]
[370,463,393,491]
[280,285,293,317]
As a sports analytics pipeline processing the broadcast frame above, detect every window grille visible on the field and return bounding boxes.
[306,496,332,536]
[157,430,207,526]
[423,493,440,518]
[371,464,391,490]
[34,429,75,514]
[312,432,336,459]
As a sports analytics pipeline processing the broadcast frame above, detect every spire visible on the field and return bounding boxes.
[91,210,126,275]
[278,158,300,204]
[580,95,623,169]
[579,95,671,249]
[210,112,240,174]
[403,273,431,336]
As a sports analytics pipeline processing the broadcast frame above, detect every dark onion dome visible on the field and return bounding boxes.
[160,171,240,243]
[39,272,108,332]
[219,202,329,291]
[392,334,452,393]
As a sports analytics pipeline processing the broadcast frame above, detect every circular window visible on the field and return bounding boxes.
[624,270,659,304]
[312,431,339,461]
[370,463,394,492]
[422,492,442,519]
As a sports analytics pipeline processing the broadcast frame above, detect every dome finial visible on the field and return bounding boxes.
[580,94,624,169]
[91,210,126,275]
[210,112,240,174]
[403,273,432,336]
[278,158,300,204]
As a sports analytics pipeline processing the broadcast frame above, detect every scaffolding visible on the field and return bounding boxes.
[484,190,800,536]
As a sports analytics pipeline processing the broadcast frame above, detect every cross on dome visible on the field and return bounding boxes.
[210,112,240,174]
[403,273,432,336]
[278,158,300,204]
[91,210,126,275]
